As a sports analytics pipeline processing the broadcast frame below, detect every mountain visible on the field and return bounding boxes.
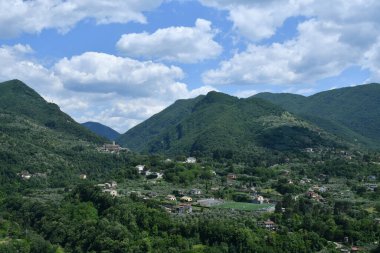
[0,79,104,144]
[0,80,130,189]
[82,122,120,141]
[118,91,343,158]
[255,83,380,149]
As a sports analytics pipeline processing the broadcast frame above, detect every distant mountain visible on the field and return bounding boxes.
[82,122,120,141]
[118,91,343,158]
[255,83,380,149]
[0,79,105,144]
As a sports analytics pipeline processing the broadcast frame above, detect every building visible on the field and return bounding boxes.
[110,181,117,189]
[306,191,323,201]
[190,189,201,195]
[174,203,192,214]
[186,157,197,163]
[227,173,237,180]
[136,165,145,174]
[103,141,121,153]
[258,220,277,230]
[166,195,177,201]
[79,174,87,180]
[20,171,31,180]
[180,196,193,202]
[103,189,118,197]
[253,195,265,204]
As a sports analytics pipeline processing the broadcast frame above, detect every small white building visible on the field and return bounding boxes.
[186,157,197,164]
[253,195,265,204]
[136,165,145,174]
[79,174,87,180]
[190,189,201,195]
[103,189,118,197]
[166,195,177,201]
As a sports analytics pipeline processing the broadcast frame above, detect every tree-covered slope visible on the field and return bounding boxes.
[0,79,104,144]
[118,91,342,157]
[255,83,380,149]
[82,122,120,141]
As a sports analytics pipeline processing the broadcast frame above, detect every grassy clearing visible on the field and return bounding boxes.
[214,202,273,211]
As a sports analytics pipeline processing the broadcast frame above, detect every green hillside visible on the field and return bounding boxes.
[118,91,343,158]
[82,121,120,141]
[0,79,104,144]
[0,80,131,190]
[255,83,380,149]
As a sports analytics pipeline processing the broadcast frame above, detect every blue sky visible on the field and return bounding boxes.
[0,0,379,132]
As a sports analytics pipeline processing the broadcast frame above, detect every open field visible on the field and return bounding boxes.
[214,202,274,211]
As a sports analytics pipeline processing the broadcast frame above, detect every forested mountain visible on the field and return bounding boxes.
[0,79,104,144]
[255,83,380,149]
[82,121,120,141]
[118,91,343,157]
[0,80,130,189]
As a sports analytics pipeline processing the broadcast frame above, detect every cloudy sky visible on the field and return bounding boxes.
[1,0,379,133]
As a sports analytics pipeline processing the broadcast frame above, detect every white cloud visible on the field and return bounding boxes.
[0,44,216,132]
[199,0,306,41]
[116,19,222,63]
[201,0,380,86]
[54,52,187,99]
[0,0,164,38]
[233,89,259,98]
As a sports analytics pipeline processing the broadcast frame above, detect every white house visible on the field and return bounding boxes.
[253,195,265,204]
[136,165,145,174]
[166,195,177,201]
[103,189,118,197]
[186,157,197,163]
[190,189,201,195]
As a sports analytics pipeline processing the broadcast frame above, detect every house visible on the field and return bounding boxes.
[166,195,177,201]
[102,189,118,197]
[186,157,197,163]
[368,175,377,181]
[190,189,201,195]
[136,165,145,174]
[305,148,314,153]
[20,171,31,180]
[365,183,377,191]
[174,203,192,214]
[227,173,237,180]
[210,187,220,191]
[180,196,193,202]
[258,220,277,230]
[79,174,87,180]
[173,190,185,196]
[110,181,117,189]
[103,141,121,153]
[306,191,323,201]
[210,170,217,176]
[253,195,265,204]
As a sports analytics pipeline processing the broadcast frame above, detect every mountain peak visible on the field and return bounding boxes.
[0,79,105,144]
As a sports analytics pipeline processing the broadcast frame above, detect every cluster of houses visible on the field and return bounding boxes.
[97,181,118,197]
[98,142,128,154]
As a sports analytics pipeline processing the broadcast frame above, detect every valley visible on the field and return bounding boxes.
[0,80,379,253]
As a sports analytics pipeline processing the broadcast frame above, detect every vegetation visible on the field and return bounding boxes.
[255,83,380,149]
[118,91,344,159]
[0,80,379,252]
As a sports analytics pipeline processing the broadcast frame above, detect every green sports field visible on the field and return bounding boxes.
[214,202,274,211]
